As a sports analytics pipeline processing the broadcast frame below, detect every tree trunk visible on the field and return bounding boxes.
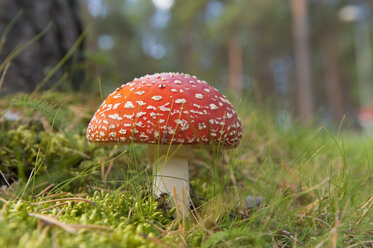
[290,0,314,122]
[0,0,84,96]
[321,33,344,123]
[228,35,243,96]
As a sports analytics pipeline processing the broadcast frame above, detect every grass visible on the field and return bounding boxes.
[0,91,372,247]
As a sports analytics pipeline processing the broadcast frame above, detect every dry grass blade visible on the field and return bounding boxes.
[0,23,52,73]
[164,219,176,235]
[173,186,182,233]
[44,192,72,199]
[1,203,7,218]
[28,213,79,234]
[0,196,8,204]
[299,196,327,218]
[0,10,23,55]
[354,194,373,226]
[30,198,95,206]
[277,230,304,247]
[181,189,186,234]
[332,211,340,248]
[146,220,165,233]
[346,240,373,248]
[40,203,68,212]
[37,184,56,197]
[68,223,112,231]
[0,169,11,188]
[28,213,112,234]
[104,160,114,182]
[0,62,10,92]
[145,236,169,248]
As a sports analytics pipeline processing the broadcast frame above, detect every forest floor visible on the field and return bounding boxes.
[0,91,372,247]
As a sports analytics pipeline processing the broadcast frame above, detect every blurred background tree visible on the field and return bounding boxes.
[2,0,373,128]
[0,0,84,95]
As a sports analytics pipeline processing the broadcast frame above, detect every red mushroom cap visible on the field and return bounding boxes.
[86,72,242,148]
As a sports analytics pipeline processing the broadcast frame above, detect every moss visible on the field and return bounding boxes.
[0,92,372,247]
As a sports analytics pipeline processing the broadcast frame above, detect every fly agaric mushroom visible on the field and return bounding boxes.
[86,72,242,215]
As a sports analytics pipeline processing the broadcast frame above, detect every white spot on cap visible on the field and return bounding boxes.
[108,132,117,137]
[109,124,115,129]
[103,120,109,124]
[154,130,160,139]
[175,119,189,131]
[119,129,126,134]
[175,98,186,104]
[123,114,134,119]
[210,103,218,110]
[174,80,181,84]
[147,105,157,110]
[195,93,203,99]
[159,106,171,112]
[113,103,121,109]
[140,133,149,140]
[171,89,177,92]
[135,91,145,95]
[204,88,211,93]
[113,94,122,99]
[198,122,207,130]
[125,101,135,109]
[152,96,162,101]
[109,113,123,120]
[136,101,146,106]
[136,112,147,118]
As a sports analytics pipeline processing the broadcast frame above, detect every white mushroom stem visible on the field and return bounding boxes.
[147,145,194,216]
[153,158,189,213]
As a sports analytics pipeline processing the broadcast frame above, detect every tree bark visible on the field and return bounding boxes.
[0,0,84,96]
[321,33,344,123]
[290,0,314,122]
[228,35,243,96]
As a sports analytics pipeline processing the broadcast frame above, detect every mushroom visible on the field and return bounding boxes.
[86,72,242,215]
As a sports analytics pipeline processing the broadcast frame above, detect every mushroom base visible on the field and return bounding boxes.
[148,145,193,216]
